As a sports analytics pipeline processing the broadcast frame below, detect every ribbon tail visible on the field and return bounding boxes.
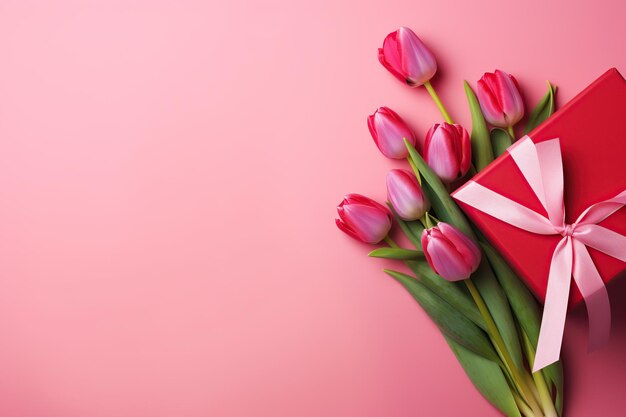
[572,239,611,351]
[533,237,573,372]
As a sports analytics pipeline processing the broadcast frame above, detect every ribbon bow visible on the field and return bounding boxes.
[453,136,626,371]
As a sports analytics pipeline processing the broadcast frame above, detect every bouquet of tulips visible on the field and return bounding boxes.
[336,27,562,417]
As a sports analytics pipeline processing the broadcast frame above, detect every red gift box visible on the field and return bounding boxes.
[453,68,626,307]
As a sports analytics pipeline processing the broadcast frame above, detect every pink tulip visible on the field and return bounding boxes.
[336,194,393,244]
[423,123,471,183]
[421,223,481,281]
[368,107,417,159]
[476,70,524,128]
[378,27,437,87]
[386,169,429,221]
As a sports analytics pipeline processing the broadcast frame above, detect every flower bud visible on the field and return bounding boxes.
[368,107,416,159]
[336,194,392,244]
[421,222,481,281]
[476,70,524,128]
[378,27,437,87]
[386,169,429,221]
[423,123,471,183]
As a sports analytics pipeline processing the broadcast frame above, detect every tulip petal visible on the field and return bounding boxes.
[453,124,472,176]
[477,76,506,127]
[439,223,481,272]
[379,31,405,83]
[336,218,360,241]
[398,27,437,86]
[424,233,471,281]
[367,113,377,141]
[369,107,415,159]
[343,193,390,213]
[341,203,391,243]
[496,70,524,126]
[387,169,427,221]
[336,194,392,244]
[375,112,410,158]
[424,125,459,183]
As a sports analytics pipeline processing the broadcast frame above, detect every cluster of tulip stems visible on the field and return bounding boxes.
[336,27,562,417]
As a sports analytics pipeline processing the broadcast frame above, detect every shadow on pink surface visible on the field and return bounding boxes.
[562,270,626,415]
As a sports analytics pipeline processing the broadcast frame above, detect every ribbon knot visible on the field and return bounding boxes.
[558,223,575,237]
[453,136,626,372]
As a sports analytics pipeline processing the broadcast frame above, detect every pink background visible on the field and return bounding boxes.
[0,0,624,416]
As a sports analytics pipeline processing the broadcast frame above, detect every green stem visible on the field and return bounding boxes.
[424,81,453,123]
[464,280,544,417]
[522,332,559,417]
[533,373,557,417]
[513,392,534,417]
[523,371,544,413]
[384,236,399,248]
[507,125,516,141]
[423,212,434,229]
[533,374,557,417]
[418,216,428,229]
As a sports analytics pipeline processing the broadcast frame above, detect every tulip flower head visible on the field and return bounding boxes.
[476,70,524,128]
[423,123,471,183]
[378,27,437,87]
[386,169,429,221]
[336,194,393,244]
[421,222,481,281]
[368,107,416,159]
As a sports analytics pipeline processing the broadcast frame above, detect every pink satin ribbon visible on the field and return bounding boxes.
[453,136,626,372]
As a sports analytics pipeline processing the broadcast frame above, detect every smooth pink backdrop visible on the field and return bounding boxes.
[0,1,624,416]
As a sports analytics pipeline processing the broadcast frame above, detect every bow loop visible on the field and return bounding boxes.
[509,138,565,228]
[573,224,626,262]
[575,189,626,226]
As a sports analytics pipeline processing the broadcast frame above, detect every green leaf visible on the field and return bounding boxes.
[406,219,425,246]
[491,128,512,157]
[404,139,475,239]
[524,82,557,135]
[385,269,498,361]
[368,247,423,260]
[480,243,541,347]
[472,259,525,371]
[445,336,522,417]
[406,260,487,331]
[464,81,494,171]
[481,242,564,415]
